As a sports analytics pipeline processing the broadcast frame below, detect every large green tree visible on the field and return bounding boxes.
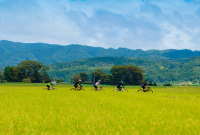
[90,69,105,83]
[17,60,50,83]
[80,72,89,82]
[4,66,12,82]
[101,73,113,85]
[110,65,144,85]
[90,69,113,84]
[73,74,81,82]
[40,66,50,83]
[11,66,20,82]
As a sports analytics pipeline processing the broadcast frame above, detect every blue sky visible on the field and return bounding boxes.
[0,0,200,50]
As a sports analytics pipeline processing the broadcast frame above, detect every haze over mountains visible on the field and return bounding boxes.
[1,40,200,68]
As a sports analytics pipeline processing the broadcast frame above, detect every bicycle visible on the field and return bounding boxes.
[90,86,105,91]
[137,87,153,93]
[70,86,85,91]
[113,87,128,92]
[42,86,58,90]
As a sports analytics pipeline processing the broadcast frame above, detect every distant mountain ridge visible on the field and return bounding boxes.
[1,40,200,68]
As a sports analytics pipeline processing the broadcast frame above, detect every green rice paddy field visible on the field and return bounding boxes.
[0,83,200,134]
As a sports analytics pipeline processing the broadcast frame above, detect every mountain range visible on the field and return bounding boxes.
[1,40,200,68]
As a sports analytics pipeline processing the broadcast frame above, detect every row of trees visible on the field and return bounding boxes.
[73,72,89,82]
[73,65,146,85]
[1,61,156,85]
[3,60,50,83]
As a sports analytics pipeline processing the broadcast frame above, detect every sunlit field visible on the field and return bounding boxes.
[0,83,199,134]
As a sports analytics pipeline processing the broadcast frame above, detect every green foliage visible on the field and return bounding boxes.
[164,83,172,86]
[73,74,81,82]
[148,81,157,86]
[80,72,89,82]
[40,66,51,83]
[17,60,50,83]
[90,69,105,83]
[102,73,113,85]
[149,81,153,86]
[153,82,157,86]
[11,66,20,82]
[4,66,12,82]
[90,69,113,84]
[111,65,144,85]
[3,60,50,83]
[55,79,64,83]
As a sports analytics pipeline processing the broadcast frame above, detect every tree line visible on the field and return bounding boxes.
[1,60,151,85]
[73,65,146,85]
[2,60,50,83]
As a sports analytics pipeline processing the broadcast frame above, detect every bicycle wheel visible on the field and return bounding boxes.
[53,88,58,90]
[149,89,153,93]
[80,88,85,91]
[98,88,105,91]
[101,88,105,91]
[113,88,117,91]
[70,88,75,91]
[91,88,98,91]
[124,89,128,92]
[137,89,143,92]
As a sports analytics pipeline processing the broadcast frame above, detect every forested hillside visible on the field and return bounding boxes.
[47,56,200,83]
[1,40,200,68]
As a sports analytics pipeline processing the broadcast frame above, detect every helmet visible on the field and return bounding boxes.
[146,81,149,83]
[98,80,101,82]
[120,81,123,83]
[79,79,81,81]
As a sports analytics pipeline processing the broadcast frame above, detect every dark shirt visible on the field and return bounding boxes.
[142,83,147,87]
[117,82,123,87]
[74,81,80,85]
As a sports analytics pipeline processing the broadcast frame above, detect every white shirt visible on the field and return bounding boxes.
[95,82,100,86]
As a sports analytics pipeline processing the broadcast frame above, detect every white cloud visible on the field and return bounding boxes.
[0,0,200,50]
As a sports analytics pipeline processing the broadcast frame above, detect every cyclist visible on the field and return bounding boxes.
[117,81,124,91]
[74,79,82,91]
[47,80,54,90]
[141,81,149,92]
[94,80,101,91]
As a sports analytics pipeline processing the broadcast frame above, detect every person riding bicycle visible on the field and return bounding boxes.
[74,79,82,91]
[94,80,101,91]
[47,80,54,90]
[117,81,124,91]
[141,81,150,92]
